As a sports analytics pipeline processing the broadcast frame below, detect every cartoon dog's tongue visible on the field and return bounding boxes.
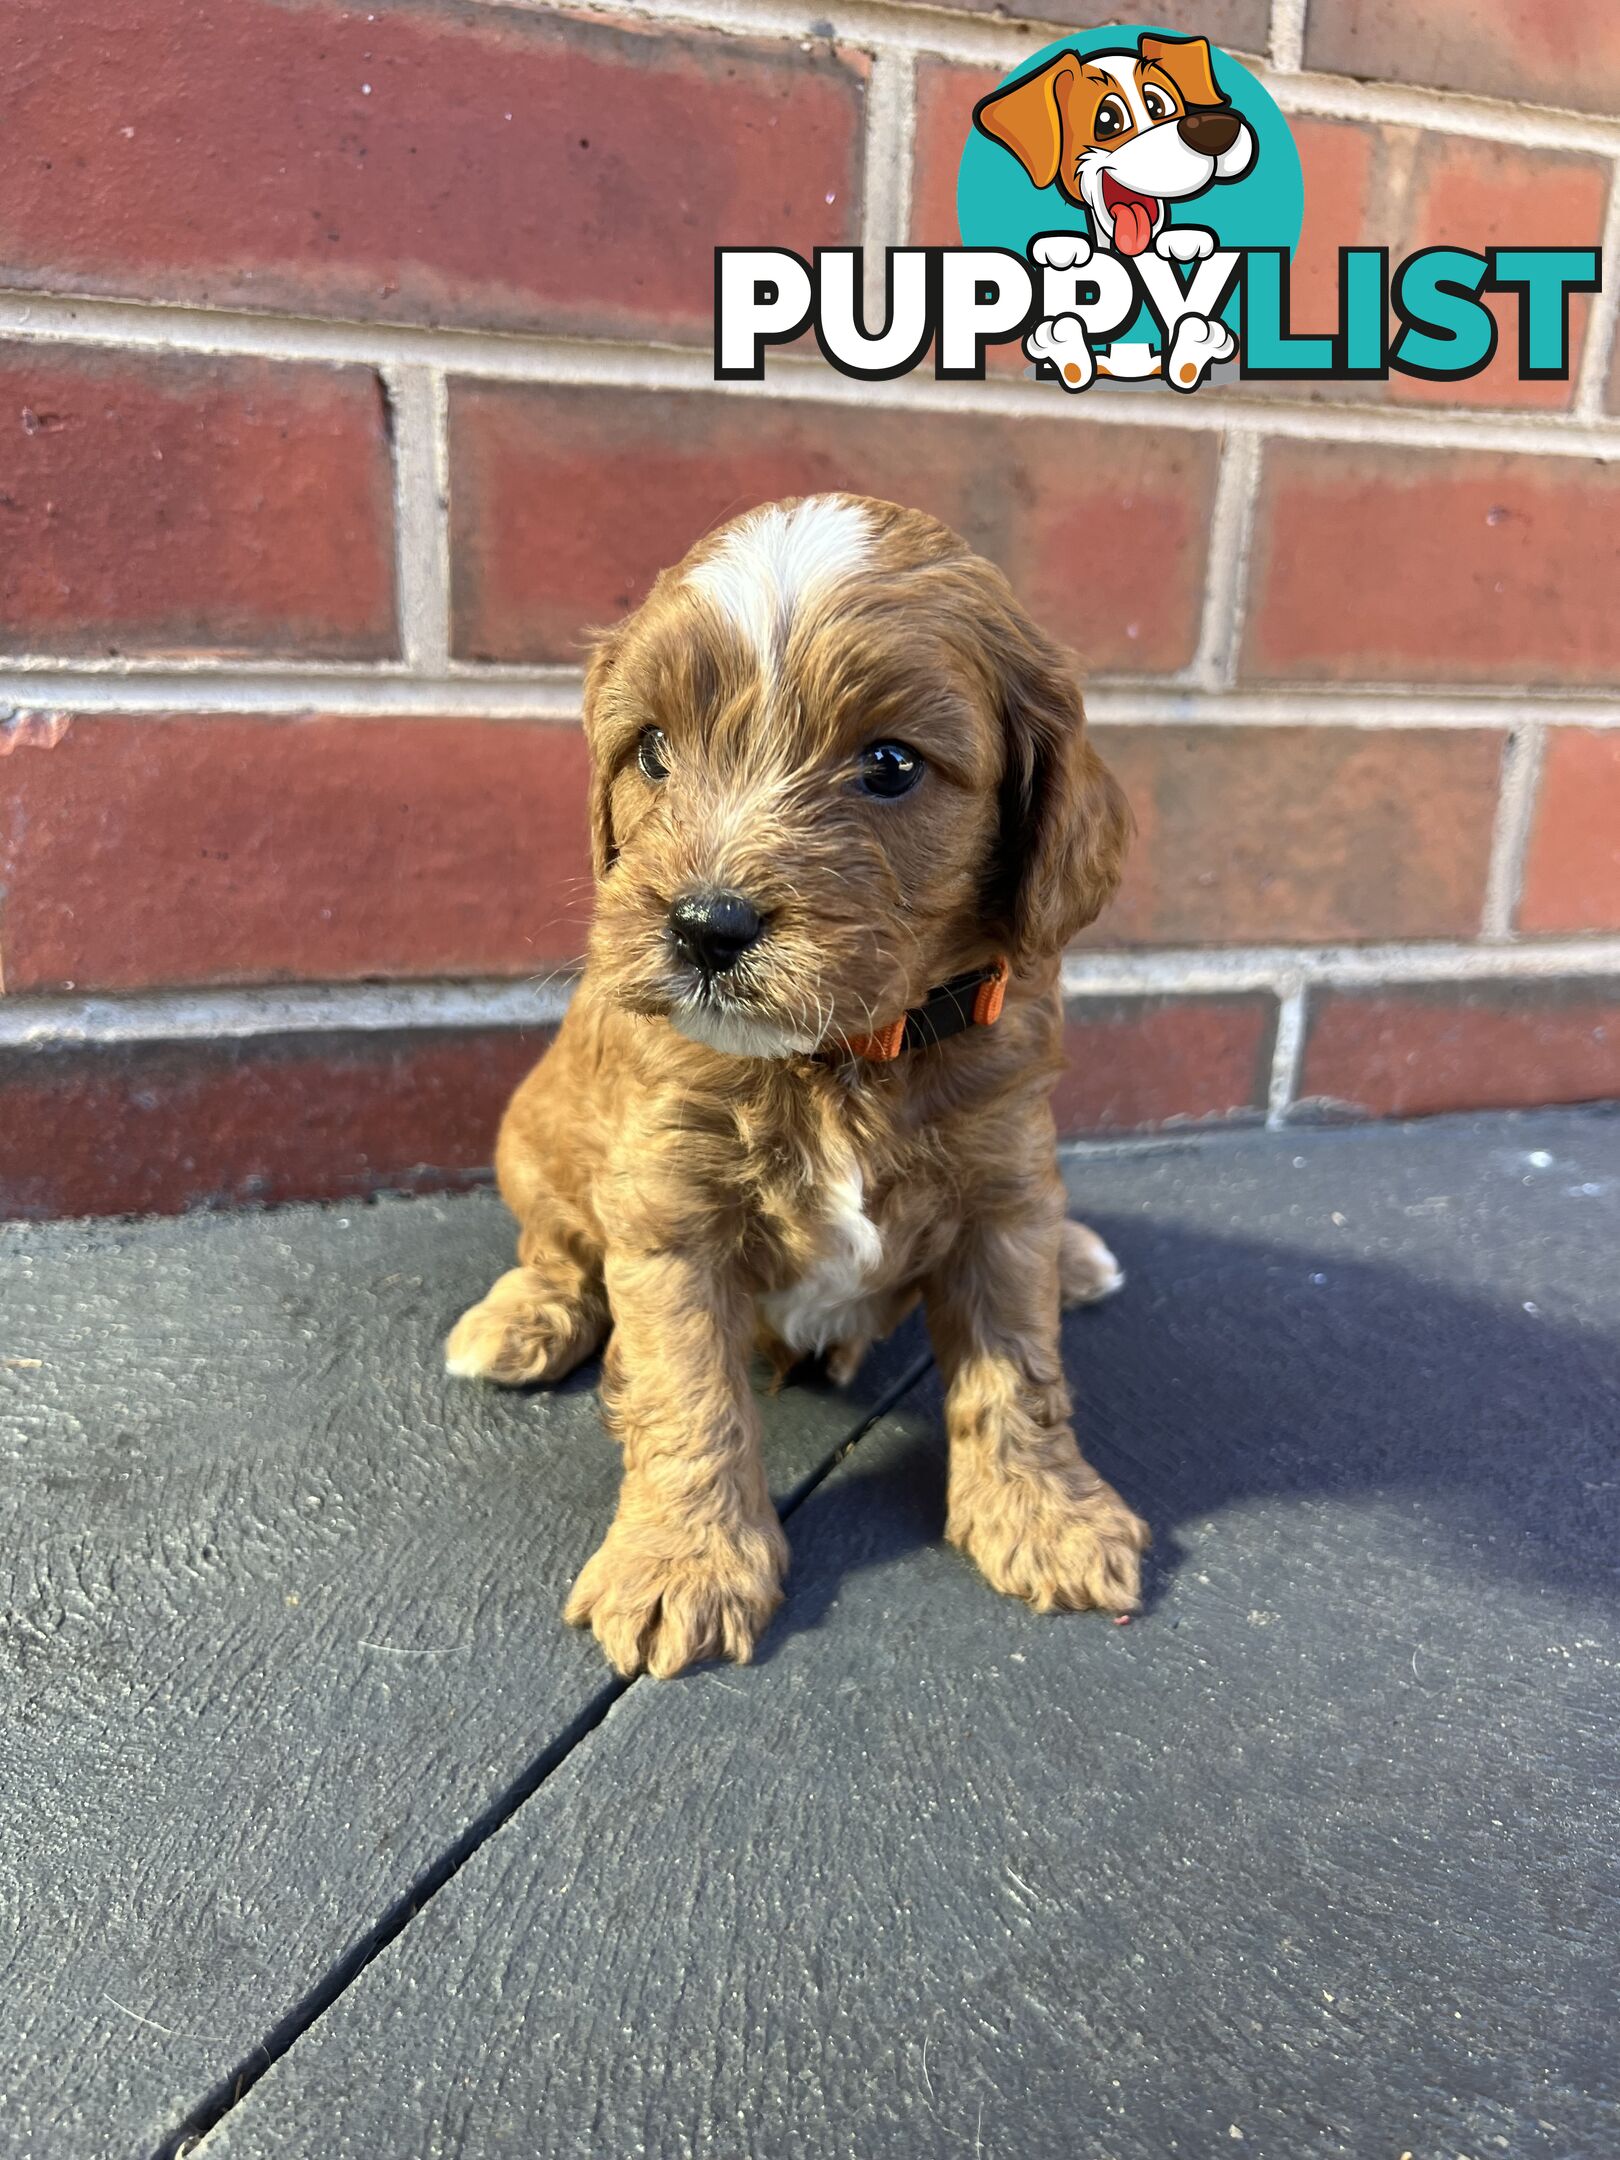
[1101,174,1158,257]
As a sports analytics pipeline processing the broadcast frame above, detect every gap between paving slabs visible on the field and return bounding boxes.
[159,1112,1620,2160]
[162,1348,935,2160]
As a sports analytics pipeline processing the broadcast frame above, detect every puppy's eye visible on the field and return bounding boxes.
[637,727,671,782]
[857,741,924,799]
[1094,95,1130,140]
[1142,83,1176,121]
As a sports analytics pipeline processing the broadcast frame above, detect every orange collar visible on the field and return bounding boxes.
[833,958,1009,1063]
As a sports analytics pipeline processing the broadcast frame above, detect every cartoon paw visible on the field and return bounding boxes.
[1031,231,1093,272]
[1025,315,1094,393]
[1164,312,1236,393]
[1155,225,1216,265]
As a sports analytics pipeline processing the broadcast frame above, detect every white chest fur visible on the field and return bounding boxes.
[758,1135,885,1356]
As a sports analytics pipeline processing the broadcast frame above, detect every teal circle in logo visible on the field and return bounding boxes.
[957,25,1302,296]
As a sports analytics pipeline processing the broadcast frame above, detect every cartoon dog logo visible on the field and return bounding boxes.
[973,32,1255,390]
[973,32,1255,257]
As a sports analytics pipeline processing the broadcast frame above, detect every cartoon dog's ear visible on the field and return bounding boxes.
[986,601,1132,964]
[1139,32,1228,108]
[973,57,1078,190]
[582,626,626,877]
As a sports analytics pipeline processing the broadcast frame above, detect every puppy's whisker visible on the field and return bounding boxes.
[520,963,583,1000]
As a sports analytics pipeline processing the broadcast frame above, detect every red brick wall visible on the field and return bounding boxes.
[2,0,1618,1216]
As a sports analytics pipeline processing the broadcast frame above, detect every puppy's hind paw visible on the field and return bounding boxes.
[1060,1219,1125,1306]
[445,1267,604,1387]
[823,1335,872,1389]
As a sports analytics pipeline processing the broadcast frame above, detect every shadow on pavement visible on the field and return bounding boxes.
[760,1211,1620,1652]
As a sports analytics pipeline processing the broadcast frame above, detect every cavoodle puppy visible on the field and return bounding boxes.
[447,493,1147,1678]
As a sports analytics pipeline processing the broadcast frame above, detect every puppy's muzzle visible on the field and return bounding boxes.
[668,888,766,977]
[1177,109,1240,156]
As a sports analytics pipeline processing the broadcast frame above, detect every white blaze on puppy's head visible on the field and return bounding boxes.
[685,496,874,680]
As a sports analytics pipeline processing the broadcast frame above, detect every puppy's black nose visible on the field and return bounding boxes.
[1179,109,1240,156]
[669,889,765,975]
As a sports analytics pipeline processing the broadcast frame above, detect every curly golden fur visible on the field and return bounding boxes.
[447,494,1146,1678]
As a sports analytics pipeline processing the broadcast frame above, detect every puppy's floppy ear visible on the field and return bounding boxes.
[990,612,1132,965]
[1140,32,1228,108]
[582,626,625,878]
[973,57,1078,190]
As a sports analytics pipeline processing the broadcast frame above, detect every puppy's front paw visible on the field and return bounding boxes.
[565,1514,789,1678]
[949,1473,1148,1615]
[445,1267,599,1386]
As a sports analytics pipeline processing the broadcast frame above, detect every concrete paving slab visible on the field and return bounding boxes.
[196,1112,1620,2160]
[0,1190,925,2159]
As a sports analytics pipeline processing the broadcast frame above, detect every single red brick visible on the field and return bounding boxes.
[0,714,592,994]
[1297,979,1620,1121]
[1244,443,1620,688]
[887,0,1269,41]
[1388,135,1608,412]
[912,60,1003,250]
[1054,991,1277,1134]
[1286,117,1382,337]
[449,383,1217,674]
[1087,725,1504,945]
[0,0,863,341]
[1518,730,1620,935]
[0,1028,551,1219]
[1306,0,1620,117]
[0,344,395,660]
